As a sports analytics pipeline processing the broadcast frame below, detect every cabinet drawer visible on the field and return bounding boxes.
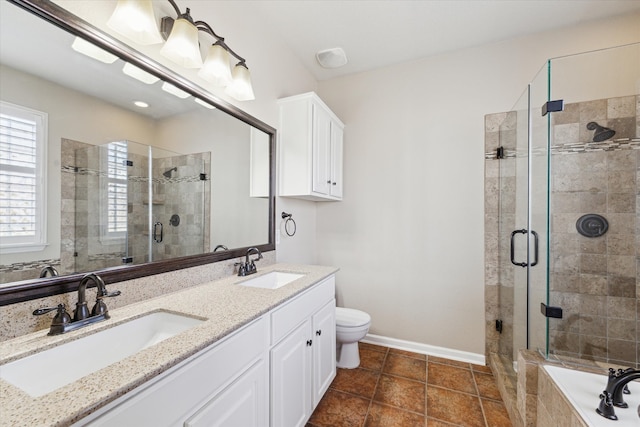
[83,317,268,427]
[271,276,335,345]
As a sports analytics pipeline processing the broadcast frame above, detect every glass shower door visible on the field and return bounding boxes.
[497,86,530,367]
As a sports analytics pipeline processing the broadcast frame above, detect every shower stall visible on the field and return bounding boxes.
[66,139,210,274]
[485,42,640,381]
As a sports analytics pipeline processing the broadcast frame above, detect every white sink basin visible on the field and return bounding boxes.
[238,271,304,289]
[0,311,204,397]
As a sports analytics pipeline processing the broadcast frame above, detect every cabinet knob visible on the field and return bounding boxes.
[316,330,322,336]
[306,339,313,346]
[326,180,331,184]
[332,182,337,185]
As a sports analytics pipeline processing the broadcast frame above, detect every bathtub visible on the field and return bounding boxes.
[544,365,640,426]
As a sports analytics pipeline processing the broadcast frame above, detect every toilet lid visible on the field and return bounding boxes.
[336,307,371,327]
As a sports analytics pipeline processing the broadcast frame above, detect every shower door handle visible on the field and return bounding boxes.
[510,229,539,267]
[530,230,539,267]
[153,222,163,243]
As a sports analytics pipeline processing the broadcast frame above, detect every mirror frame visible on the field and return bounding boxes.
[0,0,276,306]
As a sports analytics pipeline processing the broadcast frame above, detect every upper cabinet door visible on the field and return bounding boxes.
[278,92,345,201]
[329,123,343,199]
[312,104,332,196]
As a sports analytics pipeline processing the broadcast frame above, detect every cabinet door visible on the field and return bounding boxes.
[329,123,343,198]
[184,359,268,427]
[311,300,336,409]
[271,320,312,427]
[312,104,332,196]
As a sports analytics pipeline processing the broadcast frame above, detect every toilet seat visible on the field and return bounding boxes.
[336,307,371,328]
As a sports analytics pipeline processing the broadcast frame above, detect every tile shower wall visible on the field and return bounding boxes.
[547,95,638,367]
[484,95,639,371]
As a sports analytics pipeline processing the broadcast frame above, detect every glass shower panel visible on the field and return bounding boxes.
[546,43,639,367]
[497,86,530,368]
[528,63,551,357]
[150,147,208,261]
[73,142,135,272]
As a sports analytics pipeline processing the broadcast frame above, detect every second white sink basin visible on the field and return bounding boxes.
[0,311,204,397]
[238,271,304,289]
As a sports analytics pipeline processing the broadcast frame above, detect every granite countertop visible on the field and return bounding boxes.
[0,263,338,427]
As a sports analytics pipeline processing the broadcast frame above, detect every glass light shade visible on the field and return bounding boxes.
[160,18,203,69]
[198,44,233,87]
[225,64,255,101]
[71,37,118,64]
[122,62,159,84]
[107,0,163,45]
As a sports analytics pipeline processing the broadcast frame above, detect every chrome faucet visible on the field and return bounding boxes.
[596,367,640,420]
[33,273,120,335]
[39,266,59,278]
[236,247,262,276]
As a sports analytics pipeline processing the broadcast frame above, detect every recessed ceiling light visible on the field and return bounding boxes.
[71,37,118,64]
[316,47,348,69]
[134,101,149,108]
[195,98,216,109]
[122,62,159,84]
[161,82,190,99]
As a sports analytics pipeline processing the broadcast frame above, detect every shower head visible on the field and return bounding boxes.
[586,121,615,142]
[163,167,177,178]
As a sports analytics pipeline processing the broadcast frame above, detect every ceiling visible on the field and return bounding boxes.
[239,0,640,81]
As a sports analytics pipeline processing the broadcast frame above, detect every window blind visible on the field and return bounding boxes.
[0,112,38,239]
[106,141,128,235]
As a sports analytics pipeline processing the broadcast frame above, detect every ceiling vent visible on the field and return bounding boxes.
[316,47,348,69]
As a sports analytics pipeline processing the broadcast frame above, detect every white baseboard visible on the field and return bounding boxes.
[361,334,486,366]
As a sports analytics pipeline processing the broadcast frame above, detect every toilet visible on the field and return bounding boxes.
[335,307,371,369]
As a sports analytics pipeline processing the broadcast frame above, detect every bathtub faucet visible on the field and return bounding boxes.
[596,367,640,420]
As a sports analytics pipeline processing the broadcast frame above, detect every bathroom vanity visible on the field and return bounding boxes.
[0,264,337,427]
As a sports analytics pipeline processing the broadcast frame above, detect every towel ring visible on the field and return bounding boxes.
[281,212,297,237]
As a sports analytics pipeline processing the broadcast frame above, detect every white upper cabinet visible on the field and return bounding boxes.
[278,92,345,201]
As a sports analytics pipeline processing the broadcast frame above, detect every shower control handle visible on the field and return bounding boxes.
[510,229,539,267]
[153,222,163,243]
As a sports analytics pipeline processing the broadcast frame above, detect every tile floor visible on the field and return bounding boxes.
[308,343,512,427]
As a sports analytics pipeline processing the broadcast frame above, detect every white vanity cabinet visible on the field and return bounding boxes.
[73,274,336,427]
[270,276,336,426]
[278,92,345,201]
[77,317,269,427]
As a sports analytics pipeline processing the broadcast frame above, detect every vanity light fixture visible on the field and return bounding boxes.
[161,82,190,99]
[107,0,255,101]
[122,62,160,84]
[71,37,118,64]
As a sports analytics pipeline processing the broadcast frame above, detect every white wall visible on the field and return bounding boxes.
[314,12,640,355]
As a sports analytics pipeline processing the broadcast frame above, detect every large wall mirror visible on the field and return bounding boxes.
[0,0,275,304]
